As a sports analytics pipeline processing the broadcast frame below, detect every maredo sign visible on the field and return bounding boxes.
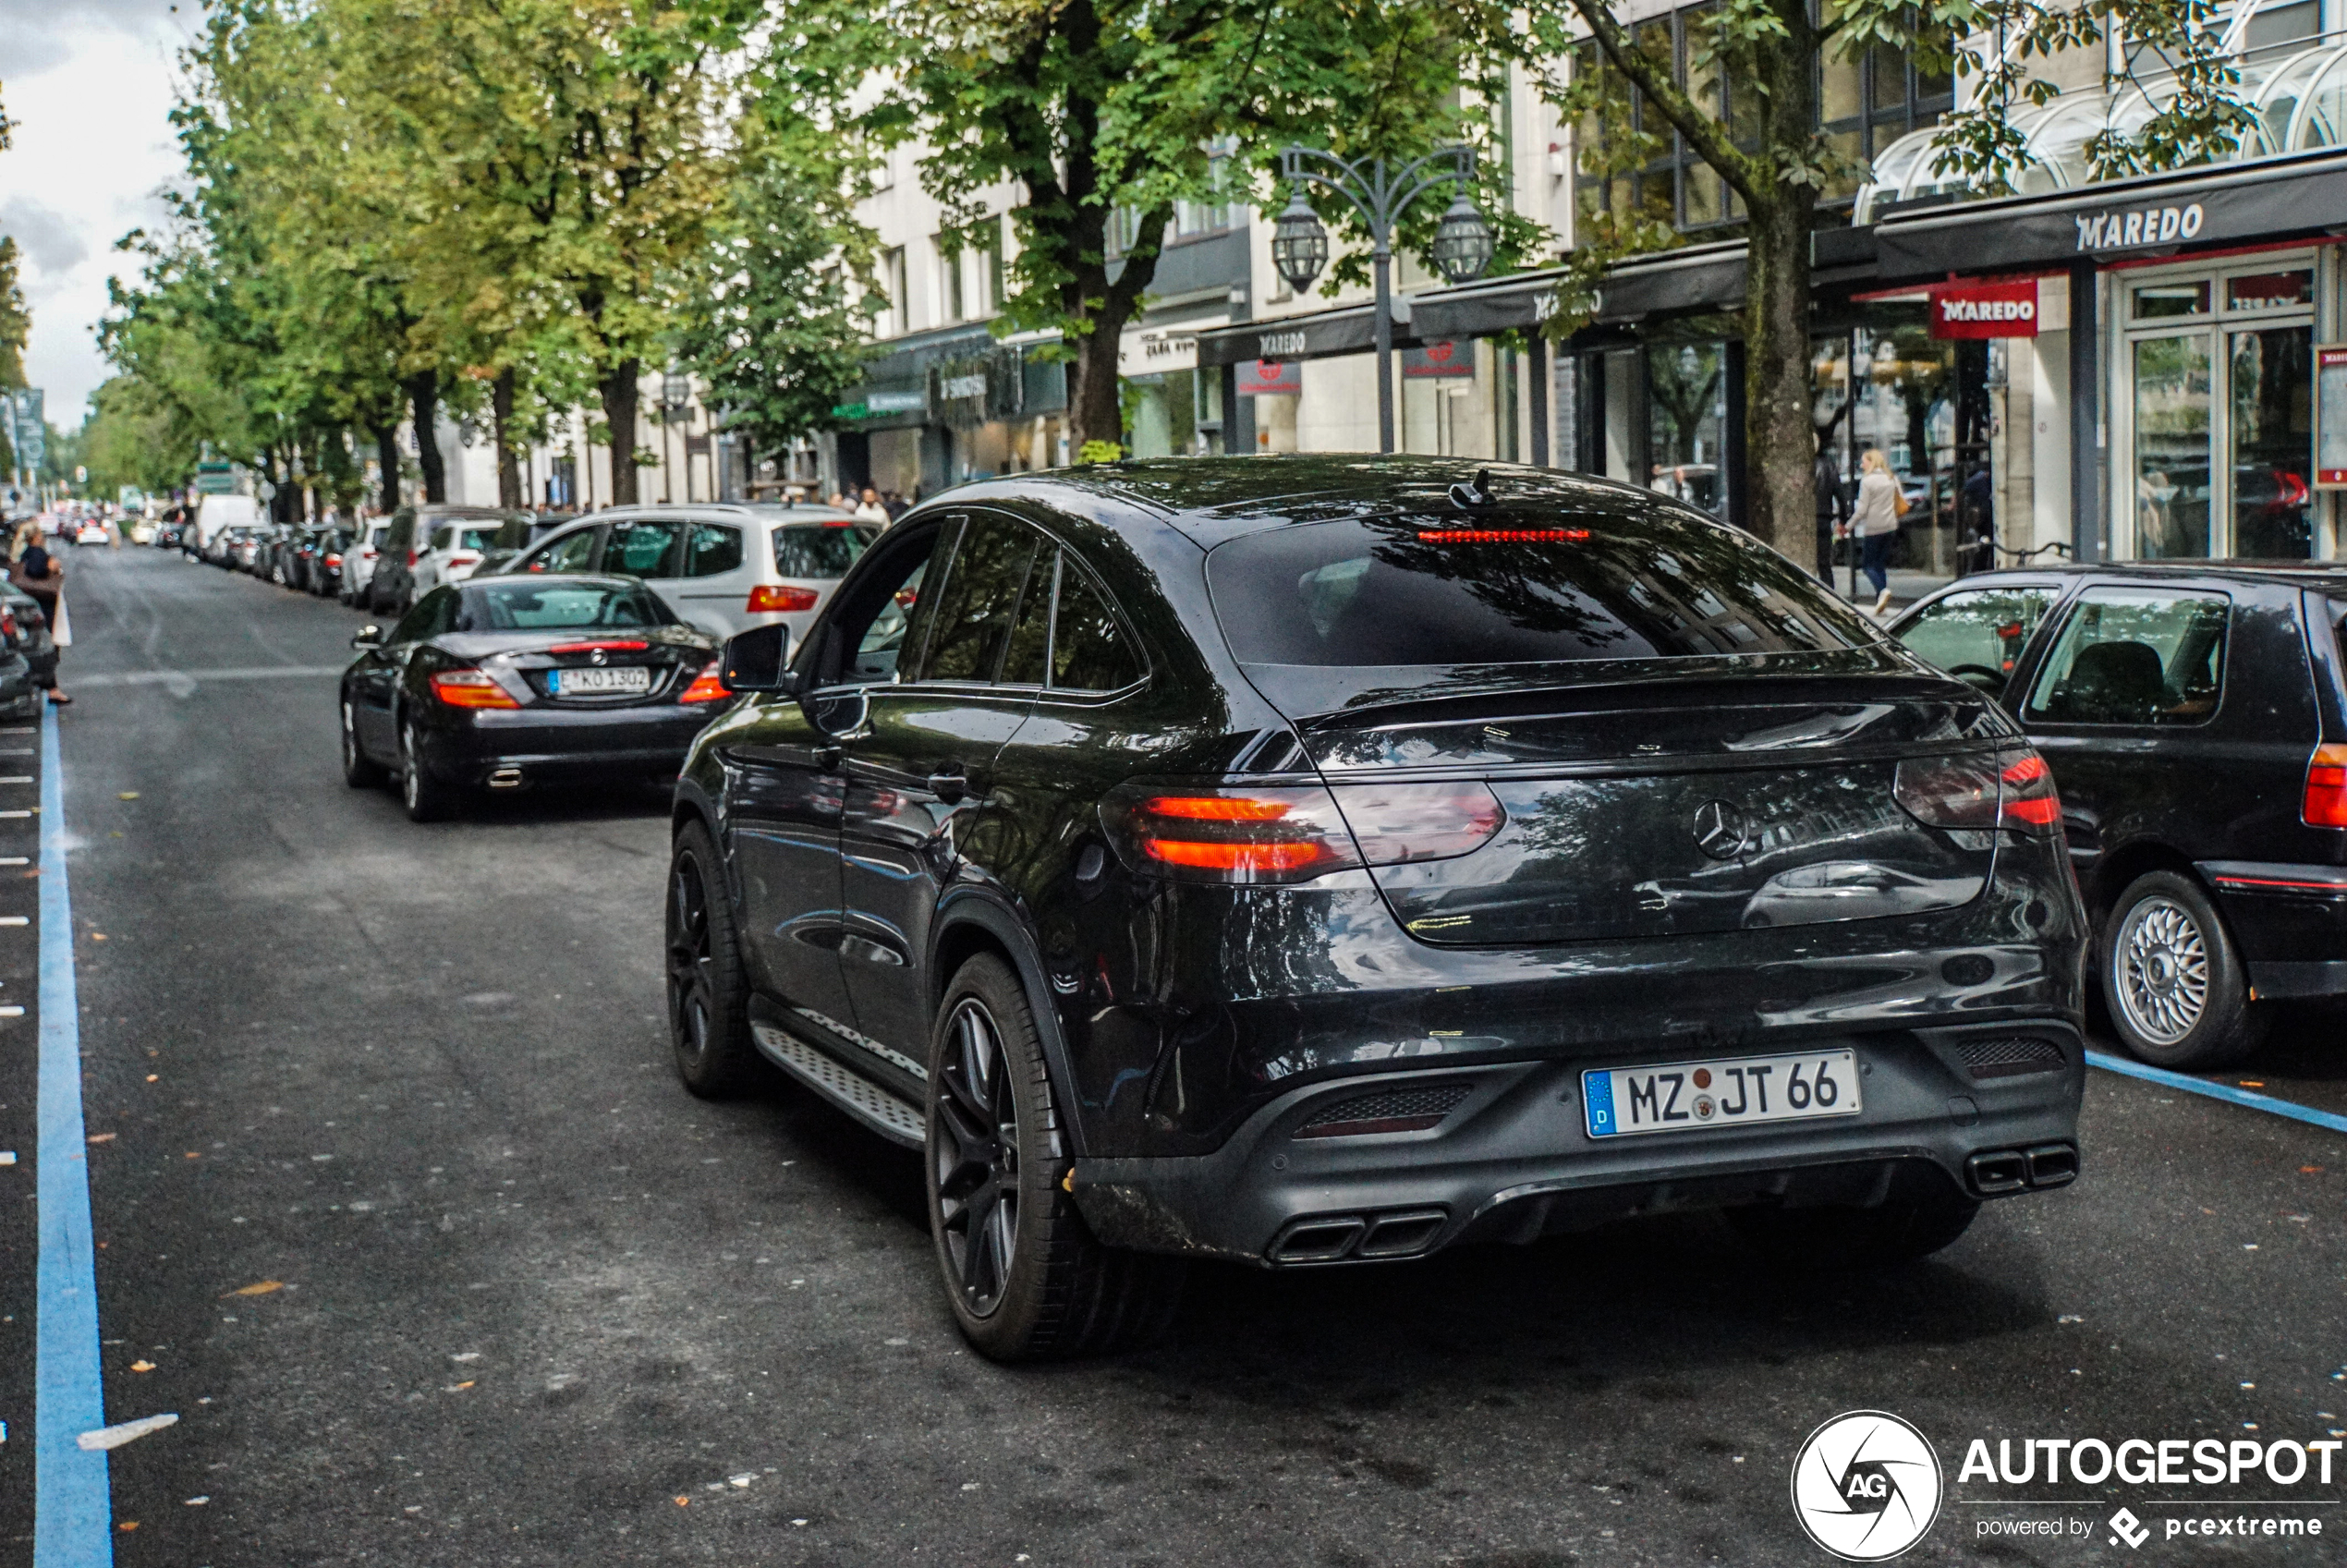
[1929,278,2040,340]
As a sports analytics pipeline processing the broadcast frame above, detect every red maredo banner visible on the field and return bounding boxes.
[1929,278,2040,340]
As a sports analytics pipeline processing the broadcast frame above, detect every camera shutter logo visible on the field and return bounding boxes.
[1790,1411,1943,1561]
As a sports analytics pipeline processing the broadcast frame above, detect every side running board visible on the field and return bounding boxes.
[750,1023,925,1149]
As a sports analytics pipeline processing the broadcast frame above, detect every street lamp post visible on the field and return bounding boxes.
[1267,146,1497,455]
[660,370,692,504]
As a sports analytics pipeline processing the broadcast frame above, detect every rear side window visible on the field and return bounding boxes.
[529,529,599,574]
[918,517,1040,683]
[1207,513,1879,667]
[2023,589,2230,725]
[606,518,682,577]
[773,523,879,579]
[684,524,743,577]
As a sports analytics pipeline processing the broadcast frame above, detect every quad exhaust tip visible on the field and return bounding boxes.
[1268,1209,1449,1266]
[1965,1142,2077,1197]
[486,766,527,791]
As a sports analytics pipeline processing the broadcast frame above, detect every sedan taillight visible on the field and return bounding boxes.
[678,665,730,704]
[2305,743,2347,828]
[430,669,520,710]
[748,584,819,614]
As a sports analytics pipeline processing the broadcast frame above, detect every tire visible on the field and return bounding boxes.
[665,820,765,1098]
[398,716,457,822]
[2102,869,2266,1069]
[341,699,386,788]
[1725,1172,1980,1270]
[927,954,1185,1362]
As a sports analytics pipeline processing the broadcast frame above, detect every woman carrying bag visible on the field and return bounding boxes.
[12,541,70,705]
[1850,448,1906,619]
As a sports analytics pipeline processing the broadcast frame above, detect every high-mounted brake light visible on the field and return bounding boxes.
[678,665,730,705]
[2305,743,2347,828]
[429,669,520,710]
[748,584,820,614]
[548,640,650,654]
[1416,529,1590,543]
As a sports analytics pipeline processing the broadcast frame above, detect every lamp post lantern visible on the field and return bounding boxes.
[1266,145,1495,454]
[659,370,692,504]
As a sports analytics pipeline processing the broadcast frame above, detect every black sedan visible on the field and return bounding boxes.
[0,579,59,694]
[668,456,2089,1361]
[341,575,729,821]
[1891,562,2347,1068]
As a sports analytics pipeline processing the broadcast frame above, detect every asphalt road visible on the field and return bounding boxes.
[3,543,2344,1566]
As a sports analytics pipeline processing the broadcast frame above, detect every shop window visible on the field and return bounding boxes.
[2225,269,2313,310]
[2024,590,2230,727]
[2132,281,2209,320]
[1647,343,1728,517]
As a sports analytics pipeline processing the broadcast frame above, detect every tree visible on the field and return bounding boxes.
[1533,0,2255,565]
[0,237,27,390]
[761,0,1537,457]
[673,113,881,473]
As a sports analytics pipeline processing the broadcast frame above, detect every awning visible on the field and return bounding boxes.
[1412,267,1569,339]
[1193,298,1421,368]
[1874,147,2347,281]
[1595,241,1748,322]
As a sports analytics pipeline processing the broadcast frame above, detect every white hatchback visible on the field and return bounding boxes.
[495,504,882,641]
[338,521,393,606]
[409,518,508,596]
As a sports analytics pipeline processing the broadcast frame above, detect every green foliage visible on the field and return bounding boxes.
[672,115,882,454]
[0,237,26,389]
[1076,439,1125,465]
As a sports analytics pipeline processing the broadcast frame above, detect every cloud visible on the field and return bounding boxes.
[0,199,91,278]
[0,0,180,74]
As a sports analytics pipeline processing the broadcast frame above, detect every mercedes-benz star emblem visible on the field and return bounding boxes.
[590,649,607,665]
[1691,799,1750,860]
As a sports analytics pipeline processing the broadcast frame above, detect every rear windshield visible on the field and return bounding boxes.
[460,580,675,630]
[774,522,880,579]
[1207,513,1880,667]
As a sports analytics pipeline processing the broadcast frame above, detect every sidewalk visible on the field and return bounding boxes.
[1823,567,1952,616]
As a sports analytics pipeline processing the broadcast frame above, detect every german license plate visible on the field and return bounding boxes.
[548,666,651,696]
[1583,1050,1860,1138]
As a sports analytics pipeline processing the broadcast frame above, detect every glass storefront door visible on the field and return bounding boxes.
[2121,257,2316,560]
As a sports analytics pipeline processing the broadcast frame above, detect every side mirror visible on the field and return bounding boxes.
[351,625,383,649]
[719,623,796,694]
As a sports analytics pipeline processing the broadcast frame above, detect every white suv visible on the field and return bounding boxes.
[493,504,881,640]
[409,518,508,596]
[338,520,392,607]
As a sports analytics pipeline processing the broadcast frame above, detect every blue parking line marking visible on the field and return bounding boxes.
[2087,1049,2347,1138]
[35,702,114,1566]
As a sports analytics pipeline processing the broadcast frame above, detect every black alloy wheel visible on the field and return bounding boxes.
[2102,869,2265,1069]
[925,954,1185,1361]
[664,820,762,1097]
[399,716,455,822]
[340,698,385,788]
[933,995,1023,1319]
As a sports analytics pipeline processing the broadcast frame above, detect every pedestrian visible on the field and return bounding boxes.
[11,538,69,705]
[1851,448,1905,618]
[854,486,889,525]
[1812,442,1847,585]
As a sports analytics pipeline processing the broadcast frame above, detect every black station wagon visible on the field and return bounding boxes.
[1891,563,2347,1069]
[667,457,2088,1360]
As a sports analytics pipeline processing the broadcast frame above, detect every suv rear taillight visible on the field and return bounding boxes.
[748,584,820,614]
[429,669,520,710]
[1104,784,1362,883]
[2306,743,2347,827]
[1894,748,2061,838]
[1331,783,1505,864]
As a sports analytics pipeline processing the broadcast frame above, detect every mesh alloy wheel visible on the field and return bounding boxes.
[2113,893,2210,1047]
[932,996,1021,1319]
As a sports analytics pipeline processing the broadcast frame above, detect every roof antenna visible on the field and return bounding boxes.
[1448,468,1494,509]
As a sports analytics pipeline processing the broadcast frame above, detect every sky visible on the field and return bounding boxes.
[2,0,189,431]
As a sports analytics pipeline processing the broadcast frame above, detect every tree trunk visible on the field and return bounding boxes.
[600,359,640,506]
[374,422,401,512]
[492,367,522,509]
[1739,22,1820,566]
[407,372,446,504]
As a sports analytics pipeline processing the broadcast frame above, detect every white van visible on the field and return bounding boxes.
[193,494,261,550]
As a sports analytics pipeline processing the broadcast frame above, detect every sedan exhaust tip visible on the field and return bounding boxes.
[486,766,528,791]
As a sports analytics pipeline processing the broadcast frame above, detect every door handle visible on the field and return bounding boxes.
[927,766,968,805]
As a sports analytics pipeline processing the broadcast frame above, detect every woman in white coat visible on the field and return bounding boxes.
[1851,448,1903,617]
